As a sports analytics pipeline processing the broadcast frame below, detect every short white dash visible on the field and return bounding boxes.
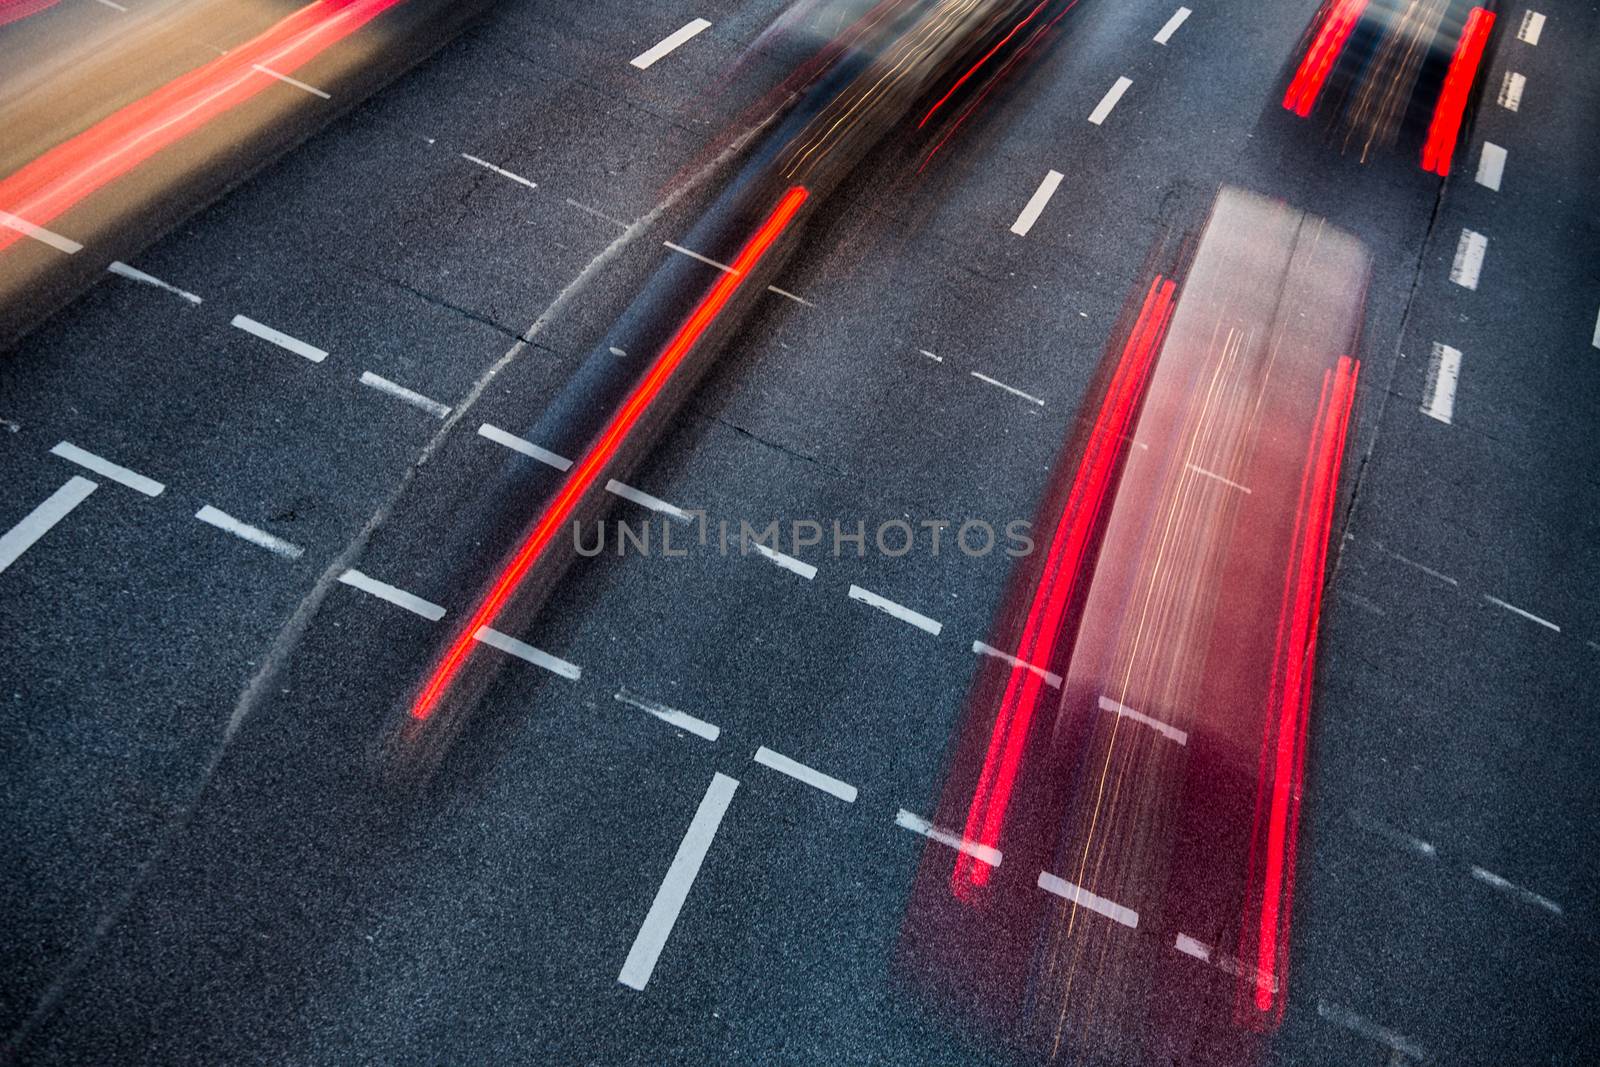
[919,349,943,363]
[1474,142,1506,191]
[108,261,202,304]
[1516,10,1545,45]
[565,198,628,230]
[615,688,719,741]
[359,371,451,418]
[847,584,942,636]
[663,240,736,275]
[461,153,538,190]
[1185,462,1251,494]
[338,569,445,621]
[1592,306,1600,350]
[1348,810,1438,858]
[1449,229,1487,290]
[1497,71,1525,111]
[1153,7,1191,44]
[972,640,1062,688]
[894,809,1001,867]
[971,371,1044,406]
[1088,76,1133,125]
[1384,547,1459,587]
[1337,590,1387,617]
[753,746,857,803]
[231,314,328,363]
[749,541,818,580]
[194,505,304,559]
[1420,342,1461,424]
[49,442,163,496]
[1037,871,1139,928]
[1010,170,1063,237]
[477,423,572,471]
[252,64,330,99]
[1,477,97,575]
[766,284,815,308]
[618,771,738,990]
[1483,594,1560,632]
[1098,694,1187,744]
[93,0,129,10]
[1316,999,1427,1060]
[630,18,712,70]
[1174,933,1210,961]
[609,346,628,357]
[0,210,82,254]
[473,626,581,680]
[606,480,692,523]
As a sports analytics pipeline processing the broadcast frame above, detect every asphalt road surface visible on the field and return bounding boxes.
[3,1,1597,1064]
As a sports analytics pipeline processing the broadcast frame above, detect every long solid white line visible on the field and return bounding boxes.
[1010,170,1063,236]
[1185,462,1252,494]
[1497,71,1525,111]
[894,809,1001,867]
[753,746,857,802]
[359,371,451,418]
[0,477,97,575]
[1088,76,1133,125]
[194,505,304,559]
[231,314,328,363]
[663,240,736,275]
[337,568,446,621]
[477,423,572,470]
[847,584,942,636]
[50,442,164,496]
[1449,229,1487,290]
[1474,142,1507,191]
[970,371,1044,406]
[252,64,330,99]
[1153,7,1191,44]
[1517,10,1545,44]
[461,153,538,190]
[473,626,581,680]
[1470,865,1562,914]
[108,261,202,304]
[1421,342,1462,424]
[0,210,82,254]
[1316,999,1427,1059]
[1483,594,1560,632]
[1098,694,1188,745]
[749,541,818,580]
[618,772,738,990]
[615,688,719,741]
[630,18,712,70]
[972,640,1062,688]
[1037,871,1139,928]
[606,479,692,523]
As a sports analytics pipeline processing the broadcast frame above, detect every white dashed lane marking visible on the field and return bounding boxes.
[1088,76,1133,125]
[1010,170,1063,237]
[894,809,1001,867]
[616,688,719,741]
[252,64,330,99]
[1470,866,1562,915]
[748,541,817,580]
[1316,999,1426,1061]
[970,371,1044,406]
[461,153,538,190]
[1098,694,1187,745]
[1037,871,1139,928]
[1483,594,1559,632]
[606,480,692,523]
[847,584,943,636]
[231,314,328,363]
[359,371,451,418]
[972,640,1062,688]
[663,240,735,275]
[194,505,304,559]
[473,626,581,680]
[49,442,164,496]
[1498,71,1525,110]
[1516,9,1545,44]
[337,568,446,621]
[1449,229,1487,290]
[108,261,202,304]
[0,477,97,576]
[1153,7,1191,44]
[1421,342,1461,424]
[630,18,712,70]
[1185,462,1251,494]
[1474,142,1506,191]
[753,746,857,803]
[478,423,573,470]
[0,210,82,254]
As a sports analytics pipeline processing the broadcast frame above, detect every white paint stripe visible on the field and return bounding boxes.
[472,626,581,680]
[1474,142,1506,191]
[1449,229,1487,290]
[1037,871,1139,928]
[615,688,719,741]
[970,371,1044,406]
[1338,590,1386,617]
[1592,306,1600,350]
[49,442,163,496]
[1497,71,1525,111]
[1174,933,1210,961]
[108,261,202,304]
[93,0,129,10]
[630,18,712,69]
[606,480,692,523]
[919,349,943,363]
[663,240,736,275]
[461,153,538,190]
[1098,694,1188,745]
[618,771,738,990]
[0,477,97,575]
[1010,170,1063,236]
[359,371,451,418]
[231,315,328,362]
[194,505,304,559]
[566,198,628,230]
[0,210,82,254]
[337,569,445,621]
[1348,810,1438,858]
[1316,999,1427,1060]
[766,284,815,307]
[1088,76,1133,125]
[1471,867,1562,914]
[1185,462,1252,494]
[972,640,1062,688]
[753,746,857,802]
[1421,342,1461,424]
[1483,594,1560,632]
[847,584,942,636]
[477,423,572,471]
[749,541,817,580]
[252,64,330,99]
[1153,7,1191,44]
[1517,10,1545,44]
[894,809,1001,867]
[1384,547,1459,586]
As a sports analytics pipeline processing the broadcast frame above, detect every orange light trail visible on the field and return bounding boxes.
[1282,0,1369,118]
[1420,7,1495,176]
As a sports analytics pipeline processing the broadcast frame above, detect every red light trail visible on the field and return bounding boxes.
[1420,7,1495,176]
[1282,0,1369,118]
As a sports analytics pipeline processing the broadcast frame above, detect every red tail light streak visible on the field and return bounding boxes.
[1282,0,1369,118]
[917,0,1052,130]
[0,0,60,28]
[1420,7,1495,176]
[408,185,811,724]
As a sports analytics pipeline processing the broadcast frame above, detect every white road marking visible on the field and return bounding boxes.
[1449,229,1487,290]
[461,153,538,190]
[0,210,82,254]
[472,626,581,680]
[49,442,163,496]
[1516,10,1545,44]
[565,198,628,230]
[1088,76,1133,125]
[1010,170,1064,237]
[606,480,692,523]
[337,568,445,621]
[1483,594,1559,632]
[1098,694,1187,745]
[615,688,719,741]
[753,746,857,803]
[618,771,738,990]
[1171,933,1281,990]
[766,284,815,307]
[1592,306,1600,350]
[1,477,97,575]
[1474,142,1506,191]
[1348,810,1438,858]
[1337,590,1386,617]
[1185,462,1252,494]
[663,240,736,275]
[749,541,818,580]
[1316,999,1427,1060]
[477,423,572,470]
[359,371,451,418]
[1174,933,1210,961]
[108,261,202,304]
[1037,871,1139,928]
[630,18,712,70]
[194,505,304,559]
[1383,547,1459,586]
[894,809,1001,867]
[1420,342,1462,424]
[251,64,330,99]
[1497,71,1525,111]
[231,314,328,363]
[847,584,942,636]
[93,0,129,10]
[970,371,1044,406]
[919,349,943,363]
[1153,7,1191,44]
[972,640,1062,688]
